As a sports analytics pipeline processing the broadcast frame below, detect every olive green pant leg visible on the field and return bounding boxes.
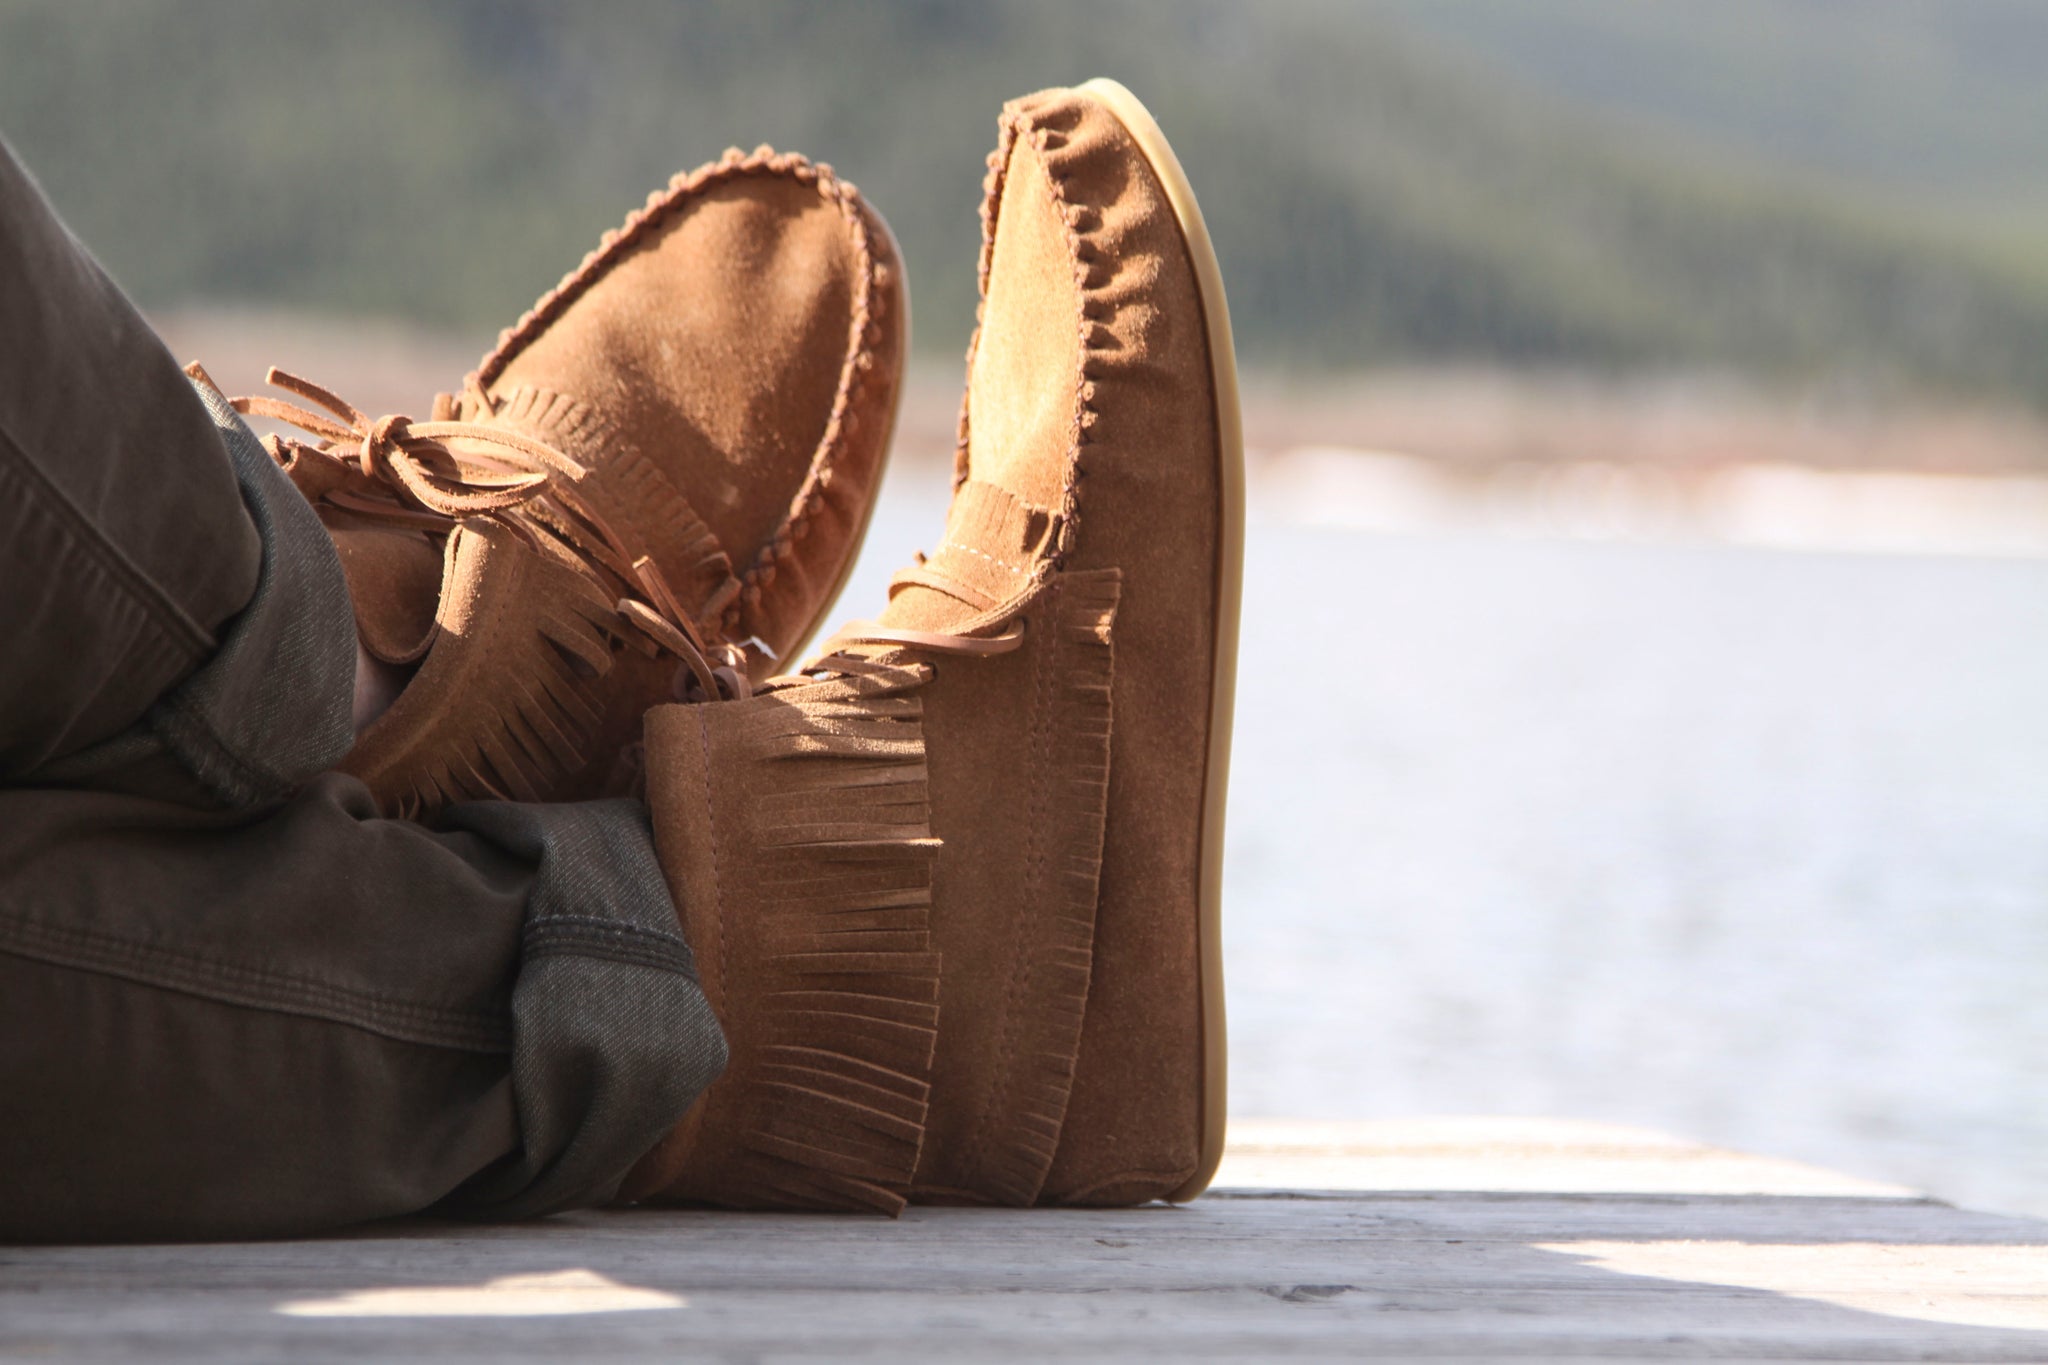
[0,777,722,1244]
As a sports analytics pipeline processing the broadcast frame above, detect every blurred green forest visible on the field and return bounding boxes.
[3,0,2046,402]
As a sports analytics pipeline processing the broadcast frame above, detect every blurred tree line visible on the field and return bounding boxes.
[2,0,2045,403]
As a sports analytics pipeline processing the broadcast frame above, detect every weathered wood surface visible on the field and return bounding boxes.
[5,1120,2047,1362]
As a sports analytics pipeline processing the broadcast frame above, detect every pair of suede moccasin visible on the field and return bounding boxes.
[208,80,1243,1214]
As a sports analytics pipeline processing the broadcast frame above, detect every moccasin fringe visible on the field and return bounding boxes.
[930,568,1119,1205]
[343,519,620,815]
[638,660,941,1214]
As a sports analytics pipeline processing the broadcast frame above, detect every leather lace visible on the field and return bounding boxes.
[213,365,747,702]
[761,545,1031,689]
[766,618,1027,691]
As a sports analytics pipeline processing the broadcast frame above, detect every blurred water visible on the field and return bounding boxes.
[837,462,2048,1216]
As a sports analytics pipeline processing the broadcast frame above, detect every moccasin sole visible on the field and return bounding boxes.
[1076,79,1243,1203]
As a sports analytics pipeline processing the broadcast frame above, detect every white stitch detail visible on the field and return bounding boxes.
[939,540,1026,575]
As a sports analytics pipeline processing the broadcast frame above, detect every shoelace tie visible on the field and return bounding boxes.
[202,364,749,702]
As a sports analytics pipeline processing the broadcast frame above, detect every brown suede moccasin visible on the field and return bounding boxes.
[213,148,905,818]
[620,80,1241,1214]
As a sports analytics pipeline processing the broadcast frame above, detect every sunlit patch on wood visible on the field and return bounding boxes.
[276,1269,684,1318]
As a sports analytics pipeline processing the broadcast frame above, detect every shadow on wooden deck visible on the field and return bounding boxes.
[6,1120,2046,1361]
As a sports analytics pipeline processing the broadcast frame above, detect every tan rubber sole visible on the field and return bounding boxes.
[1076,78,1242,1203]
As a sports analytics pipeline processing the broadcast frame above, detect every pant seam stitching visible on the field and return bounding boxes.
[0,413,218,658]
[146,686,295,808]
[524,914,690,951]
[0,912,510,1051]
[524,918,696,977]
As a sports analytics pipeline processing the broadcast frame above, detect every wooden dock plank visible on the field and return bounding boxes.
[4,1121,2044,1362]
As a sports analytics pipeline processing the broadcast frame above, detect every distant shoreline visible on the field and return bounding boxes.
[154,307,2048,560]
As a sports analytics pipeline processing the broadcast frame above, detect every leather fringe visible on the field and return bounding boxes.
[342,519,620,816]
[638,660,941,1214]
[944,567,1119,1206]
